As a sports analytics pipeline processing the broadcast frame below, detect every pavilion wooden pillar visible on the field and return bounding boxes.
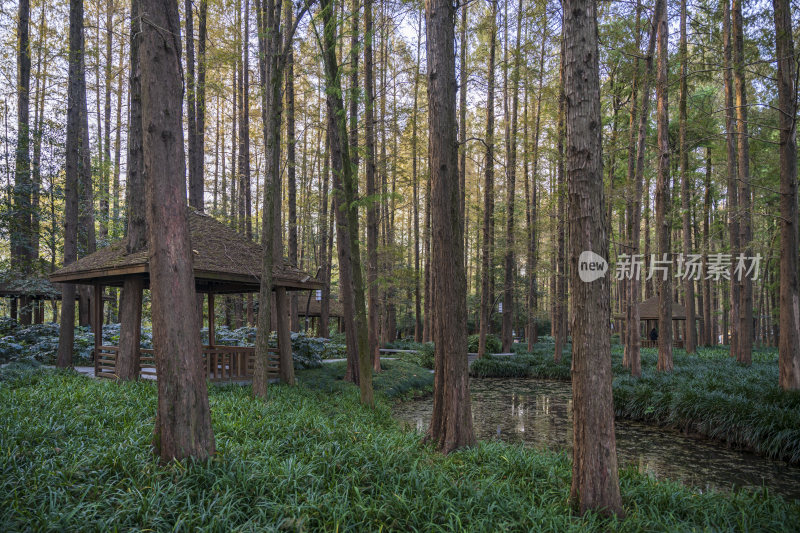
[208,293,216,347]
[93,284,103,374]
[275,286,294,384]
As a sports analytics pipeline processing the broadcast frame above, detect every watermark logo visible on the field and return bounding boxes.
[578,251,608,282]
[615,253,762,281]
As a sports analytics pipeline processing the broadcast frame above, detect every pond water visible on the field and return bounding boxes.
[393,378,800,502]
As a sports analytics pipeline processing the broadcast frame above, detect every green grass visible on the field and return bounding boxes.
[0,363,797,531]
[298,359,434,400]
[471,343,800,464]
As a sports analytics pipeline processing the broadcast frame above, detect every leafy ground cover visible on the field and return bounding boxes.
[0,363,797,531]
[471,342,800,464]
[0,321,330,370]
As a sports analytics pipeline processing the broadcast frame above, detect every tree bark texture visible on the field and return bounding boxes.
[140,0,215,461]
[424,0,475,454]
[563,0,623,516]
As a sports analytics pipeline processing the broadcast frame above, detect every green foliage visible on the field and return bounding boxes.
[0,367,797,530]
[470,355,531,378]
[467,333,501,354]
[0,323,323,370]
[384,338,428,351]
[299,359,433,399]
[0,323,100,366]
[392,343,435,370]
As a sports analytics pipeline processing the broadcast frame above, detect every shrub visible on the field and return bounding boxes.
[470,355,531,378]
[467,333,501,354]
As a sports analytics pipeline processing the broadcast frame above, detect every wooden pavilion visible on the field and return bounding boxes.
[49,208,323,381]
[0,278,62,324]
[616,296,698,348]
[0,277,113,324]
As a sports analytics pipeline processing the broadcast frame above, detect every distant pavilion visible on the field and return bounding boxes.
[615,296,699,348]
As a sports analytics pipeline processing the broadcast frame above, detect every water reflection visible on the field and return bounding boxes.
[393,378,800,501]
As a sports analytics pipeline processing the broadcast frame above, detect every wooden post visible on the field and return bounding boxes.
[208,293,215,347]
[275,286,294,384]
[93,284,103,373]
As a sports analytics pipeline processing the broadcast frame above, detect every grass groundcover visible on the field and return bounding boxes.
[0,362,797,531]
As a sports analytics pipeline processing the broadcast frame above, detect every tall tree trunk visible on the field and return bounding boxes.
[774,0,800,389]
[702,148,713,346]
[57,0,88,369]
[458,3,467,249]
[732,0,752,365]
[623,0,642,372]
[116,0,147,381]
[527,10,547,351]
[30,1,46,270]
[99,0,112,241]
[254,0,304,392]
[501,0,521,353]
[563,0,622,516]
[285,0,299,332]
[317,135,331,338]
[320,0,373,405]
[722,0,739,356]
[76,0,97,328]
[412,13,423,342]
[423,142,432,341]
[13,0,32,325]
[424,0,475,454]
[112,36,124,237]
[679,0,696,353]
[655,0,673,371]
[364,0,380,371]
[478,1,497,358]
[185,0,199,209]
[140,0,215,461]
[241,0,254,326]
[553,35,567,364]
[195,0,207,211]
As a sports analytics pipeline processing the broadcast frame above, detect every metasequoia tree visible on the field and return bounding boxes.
[424,0,475,453]
[679,0,696,353]
[412,12,423,341]
[553,35,566,364]
[477,0,497,359]
[364,0,381,371]
[774,0,800,389]
[286,0,300,331]
[732,0,753,365]
[722,0,739,356]
[500,0,522,353]
[13,0,32,325]
[563,0,622,515]
[253,0,307,395]
[655,0,673,372]
[526,8,547,351]
[116,0,146,381]
[57,0,90,368]
[319,0,374,405]
[140,0,215,461]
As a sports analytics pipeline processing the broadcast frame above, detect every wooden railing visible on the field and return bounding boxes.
[93,345,278,382]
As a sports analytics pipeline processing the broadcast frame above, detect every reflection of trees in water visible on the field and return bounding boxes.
[393,378,800,500]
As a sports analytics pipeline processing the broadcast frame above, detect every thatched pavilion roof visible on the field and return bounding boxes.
[49,209,323,294]
[615,296,696,321]
[0,277,62,299]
